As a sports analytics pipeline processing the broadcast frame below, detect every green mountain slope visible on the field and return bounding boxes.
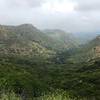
[0,24,99,99]
[43,29,79,50]
[0,24,56,59]
[66,35,100,63]
[0,24,79,57]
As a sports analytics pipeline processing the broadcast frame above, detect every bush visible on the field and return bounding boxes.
[0,92,22,100]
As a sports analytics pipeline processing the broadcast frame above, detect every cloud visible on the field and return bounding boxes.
[75,0,100,12]
[0,0,45,8]
[0,0,100,33]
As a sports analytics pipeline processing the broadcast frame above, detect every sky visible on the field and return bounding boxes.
[0,0,100,33]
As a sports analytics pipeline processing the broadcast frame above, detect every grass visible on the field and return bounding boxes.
[0,91,91,100]
[0,92,21,100]
[36,90,88,100]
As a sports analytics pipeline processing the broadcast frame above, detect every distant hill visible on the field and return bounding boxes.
[87,36,100,58]
[67,35,100,62]
[0,24,56,59]
[74,32,100,44]
[0,24,79,58]
[43,29,79,49]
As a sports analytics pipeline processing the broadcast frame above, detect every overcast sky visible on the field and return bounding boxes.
[0,0,100,33]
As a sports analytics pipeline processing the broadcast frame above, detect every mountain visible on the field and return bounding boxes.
[0,24,79,57]
[43,29,79,49]
[67,35,100,63]
[0,24,100,99]
[0,24,56,59]
[0,24,80,98]
[74,32,100,44]
[87,36,100,58]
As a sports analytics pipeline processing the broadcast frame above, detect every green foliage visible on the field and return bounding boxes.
[0,24,100,99]
[0,55,100,99]
[0,92,21,100]
[36,90,89,100]
[0,91,89,100]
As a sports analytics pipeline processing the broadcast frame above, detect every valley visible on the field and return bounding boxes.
[0,24,100,100]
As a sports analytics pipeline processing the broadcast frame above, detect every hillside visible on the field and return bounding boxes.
[64,35,100,63]
[83,35,100,59]
[0,24,56,59]
[0,24,100,99]
[43,29,79,49]
[0,24,79,57]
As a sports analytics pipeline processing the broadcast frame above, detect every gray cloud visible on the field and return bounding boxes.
[75,0,100,12]
[0,0,100,33]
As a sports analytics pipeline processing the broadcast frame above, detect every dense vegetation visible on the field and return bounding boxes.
[0,54,100,100]
[0,24,100,100]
